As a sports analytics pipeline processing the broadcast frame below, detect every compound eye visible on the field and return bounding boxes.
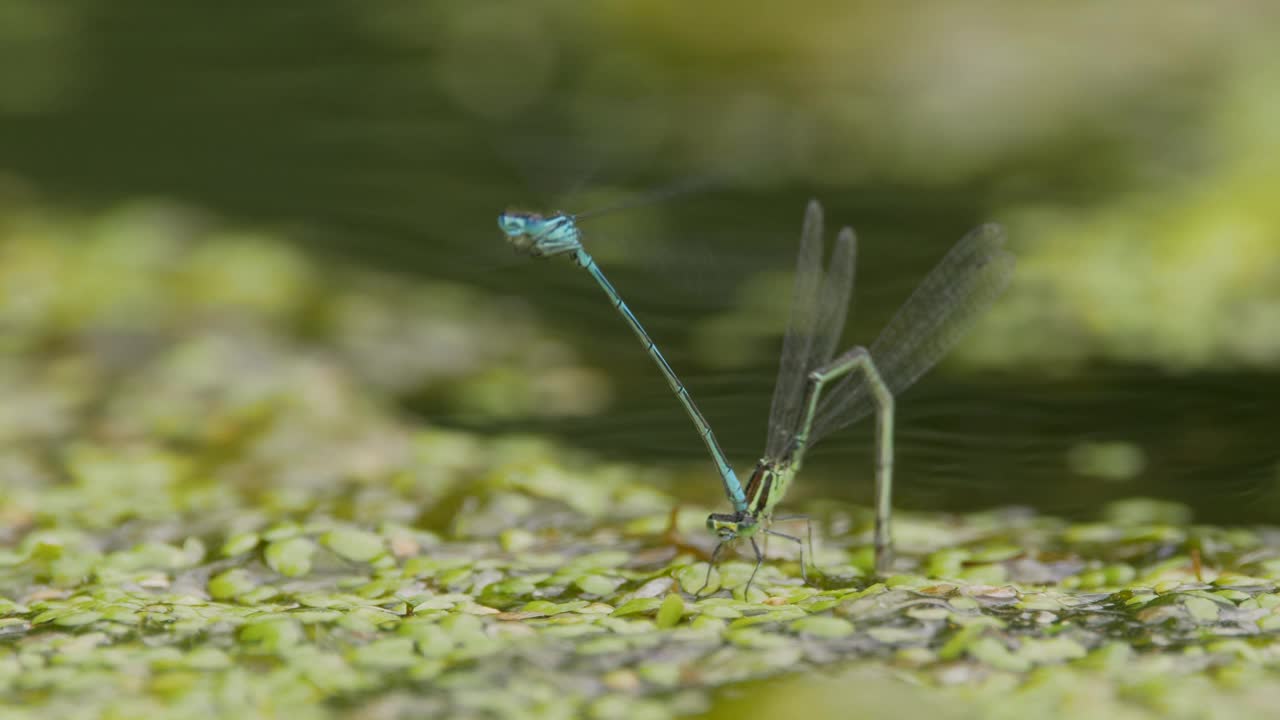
[498,214,526,235]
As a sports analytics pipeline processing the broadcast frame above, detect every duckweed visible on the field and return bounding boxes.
[3,202,1280,719]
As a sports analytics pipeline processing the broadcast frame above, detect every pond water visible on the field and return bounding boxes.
[2,0,1278,524]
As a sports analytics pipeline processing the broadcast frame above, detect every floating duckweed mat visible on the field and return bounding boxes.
[3,202,1280,719]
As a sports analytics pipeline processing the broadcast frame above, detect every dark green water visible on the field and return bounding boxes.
[2,1,1277,523]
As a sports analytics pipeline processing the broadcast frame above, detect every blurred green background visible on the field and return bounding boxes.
[2,0,1280,522]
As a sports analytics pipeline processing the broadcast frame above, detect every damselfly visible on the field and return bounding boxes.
[499,199,1015,594]
[704,201,1014,591]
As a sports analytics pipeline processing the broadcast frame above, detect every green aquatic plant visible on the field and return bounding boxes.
[2,201,1280,720]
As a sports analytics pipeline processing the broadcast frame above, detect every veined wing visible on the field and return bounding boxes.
[809,223,1015,443]
[765,200,856,458]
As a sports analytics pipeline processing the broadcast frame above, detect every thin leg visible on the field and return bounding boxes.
[806,519,816,579]
[773,514,817,584]
[787,347,895,575]
[764,528,808,584]
[694,541,725,599]
[744,537,765,595]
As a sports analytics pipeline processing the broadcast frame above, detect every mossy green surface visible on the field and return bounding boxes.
[3,203,1280,719]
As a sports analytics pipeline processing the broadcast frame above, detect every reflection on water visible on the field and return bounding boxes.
[442,352,1280,525]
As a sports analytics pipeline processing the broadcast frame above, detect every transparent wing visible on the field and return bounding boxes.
[812,227,856,385]
[764,200,825,458]
[809,223,1015,443]
[573,176,719,221]
[765,202,857,458]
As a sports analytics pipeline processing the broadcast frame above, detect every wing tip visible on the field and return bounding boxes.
[970,222,1016,270]
[802,199,825,238]
[976,222,1007,242]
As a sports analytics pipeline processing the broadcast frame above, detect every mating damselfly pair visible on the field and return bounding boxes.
[499,197,1015,594]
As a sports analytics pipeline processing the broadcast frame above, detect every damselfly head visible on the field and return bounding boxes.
[498,210,583,258]
[498,211,538,238]
[498,211,543,256]
[706,511,758,541]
